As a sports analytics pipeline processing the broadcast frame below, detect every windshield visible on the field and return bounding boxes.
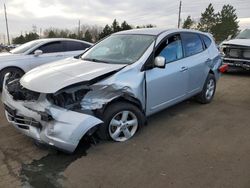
[82,34,155,64]
[10,40,43,54]
[235,29,250,39]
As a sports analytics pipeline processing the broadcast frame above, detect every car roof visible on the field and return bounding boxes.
[31,38,93,45]
[115,28,210,37]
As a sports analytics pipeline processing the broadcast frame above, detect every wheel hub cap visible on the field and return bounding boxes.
[109,110,138,142]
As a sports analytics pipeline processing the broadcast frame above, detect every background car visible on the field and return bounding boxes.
[2,28,224,153]
[220,29,250,71]
[0,38,92,89]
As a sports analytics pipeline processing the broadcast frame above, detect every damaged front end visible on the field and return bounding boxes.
[2,74,103,153]
[221,44,250,71]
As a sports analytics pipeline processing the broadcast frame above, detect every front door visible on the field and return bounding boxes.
[146,34,189,115]
[28,41,65,70]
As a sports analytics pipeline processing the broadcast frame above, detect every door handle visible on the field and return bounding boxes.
[56,55,63,57]
[180,66,188,72]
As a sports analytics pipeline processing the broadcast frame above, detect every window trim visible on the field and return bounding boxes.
[155,34,184,64]
[200,34,212,50]
[142,31,208,71]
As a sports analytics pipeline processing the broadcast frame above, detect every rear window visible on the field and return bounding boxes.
[201,35,212,49]
[64,41,90,51]
[182,33,203,57]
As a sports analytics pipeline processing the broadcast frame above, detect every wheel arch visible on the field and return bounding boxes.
[0,66,25,75]
[103,95,144,114]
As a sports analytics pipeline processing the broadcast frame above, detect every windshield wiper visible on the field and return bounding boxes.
[82,58,110,64]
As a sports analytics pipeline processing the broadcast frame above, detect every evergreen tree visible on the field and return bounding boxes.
[121,21,132,30]
[48,30,57,38]
[84,30,93,42]
[182,15,195,29]
[12,35,25,44]
[98,24,112,39]
[212,4,239,42]
[197,3,217,32]
[111,19,121,33]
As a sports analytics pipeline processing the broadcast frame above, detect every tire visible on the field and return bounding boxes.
[97,102,145,141]
[196,73,216,104]
[0,68,24,90]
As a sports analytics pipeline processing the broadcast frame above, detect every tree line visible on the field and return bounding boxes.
[12,19,155,44]
[13,3,239,44]
[182,3,239,42]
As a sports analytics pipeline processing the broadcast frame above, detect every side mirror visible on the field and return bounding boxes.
[154,56,166,68]
[34,50,43,57]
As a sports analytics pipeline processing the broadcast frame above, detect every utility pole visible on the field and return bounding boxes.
[177,1,182,28]
[4,4,10,45]
[78,20,81,39]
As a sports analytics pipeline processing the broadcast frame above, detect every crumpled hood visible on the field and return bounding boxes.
[20,57,126,93]
[222,39,250,47]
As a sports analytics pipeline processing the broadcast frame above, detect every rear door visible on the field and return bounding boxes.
[181,32,209,95]
[63,41,90,57]
[146,34,189,115]
[29,41,66,69]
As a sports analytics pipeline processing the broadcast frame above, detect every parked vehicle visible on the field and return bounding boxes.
[2,28,224,153]
[0,38,92,89]
[220,29,250,71]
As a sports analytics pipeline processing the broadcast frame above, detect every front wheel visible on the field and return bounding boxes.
[97,102,144,142]
[196,73,216,104]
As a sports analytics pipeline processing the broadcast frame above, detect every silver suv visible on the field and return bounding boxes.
[2,28,223,153]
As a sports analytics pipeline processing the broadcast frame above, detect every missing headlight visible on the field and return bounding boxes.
[47,88,90,110]
[7,79,40,101]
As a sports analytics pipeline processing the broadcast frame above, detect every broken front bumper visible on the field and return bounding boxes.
[223,57,250,70]
[1,81,103,153]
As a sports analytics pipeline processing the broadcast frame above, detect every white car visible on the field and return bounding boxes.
[220,29,250,71]
[0,38,92,88]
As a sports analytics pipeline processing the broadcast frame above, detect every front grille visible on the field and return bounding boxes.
[223,46,250,60]
[229,49,239,58]
[243,50,250,59]
[5,105,42,130]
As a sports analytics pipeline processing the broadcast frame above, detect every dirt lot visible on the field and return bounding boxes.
[0,72,249,188]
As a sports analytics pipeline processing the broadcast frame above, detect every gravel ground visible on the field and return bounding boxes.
[0,72,249,188]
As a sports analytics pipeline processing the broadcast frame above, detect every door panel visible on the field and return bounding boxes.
[146,59,189,115]
[185,52,209,94]
[28,52,65,70]
[181,33,209,94]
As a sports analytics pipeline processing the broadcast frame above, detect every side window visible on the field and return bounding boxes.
[64,41,90,51]
[182,33,203,57]
[156,34,183,63]
[38,42,65,53]
[201,35,212,49]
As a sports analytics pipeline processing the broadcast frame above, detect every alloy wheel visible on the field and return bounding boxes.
[109,110,138,142]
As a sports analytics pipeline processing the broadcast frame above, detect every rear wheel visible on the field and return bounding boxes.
[196,73,216,104]
[97,102,144,141]
[0,68,24,90]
